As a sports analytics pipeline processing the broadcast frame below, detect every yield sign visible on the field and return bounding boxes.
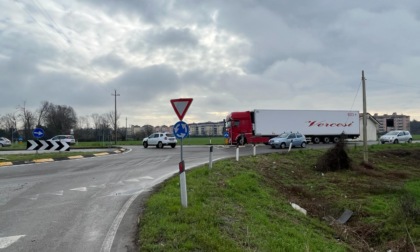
[170,98,193,121]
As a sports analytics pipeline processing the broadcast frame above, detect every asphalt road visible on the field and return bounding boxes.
[0,144,292,252]
[0,141,388,251]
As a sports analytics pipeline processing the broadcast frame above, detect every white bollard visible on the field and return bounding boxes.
[179,160,188,207]
[236,146,239,161]
[253,144,256,156]
[209,146,213,169]
[288,142,293,152]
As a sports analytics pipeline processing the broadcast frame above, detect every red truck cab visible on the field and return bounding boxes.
[225,111,272,145]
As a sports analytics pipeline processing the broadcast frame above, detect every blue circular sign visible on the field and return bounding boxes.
[224,132,229,138]
[32,128,45,138]
[173,121,189,139]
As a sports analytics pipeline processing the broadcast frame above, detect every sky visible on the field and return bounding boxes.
[1,0,420,128]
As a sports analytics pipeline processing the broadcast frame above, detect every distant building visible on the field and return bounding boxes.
[154,125,171,133]
[137,121,225,137]
[373,113,410,133]
[188,121,224,136]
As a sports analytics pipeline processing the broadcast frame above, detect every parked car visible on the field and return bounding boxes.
[143,132,177,148]
[268,132,307,149]
[0,137,12,147]
[379,130,412,144]
[49,135,76,145]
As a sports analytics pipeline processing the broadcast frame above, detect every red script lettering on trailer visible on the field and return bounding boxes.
[307,121,354,127]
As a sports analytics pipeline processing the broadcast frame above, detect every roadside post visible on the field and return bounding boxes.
[209,146,213,169]
[32,128,45,154]
[224,131,229,145]
[170,98,193,208]
[288,142,293,152]
[236,144,239,161]
[253,143,256,156]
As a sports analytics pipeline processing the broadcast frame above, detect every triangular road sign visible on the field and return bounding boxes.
[170,98,193,121]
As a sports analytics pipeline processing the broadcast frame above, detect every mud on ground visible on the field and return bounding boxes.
[257,146,420,251]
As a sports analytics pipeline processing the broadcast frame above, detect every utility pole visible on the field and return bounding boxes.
[112,90,120,145]
[362,71,368,163]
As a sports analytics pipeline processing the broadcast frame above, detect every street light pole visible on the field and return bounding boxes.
[362,71,368,163]
[112,90,120,145]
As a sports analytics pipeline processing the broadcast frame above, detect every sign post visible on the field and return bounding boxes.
[171,98,193,208]
[32,128,45,154]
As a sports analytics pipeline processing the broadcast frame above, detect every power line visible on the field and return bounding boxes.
[349,80,362,111]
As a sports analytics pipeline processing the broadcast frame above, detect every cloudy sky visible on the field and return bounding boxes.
[1,0,420,128]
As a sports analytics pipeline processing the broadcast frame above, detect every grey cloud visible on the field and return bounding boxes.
[109,64,180,104]
[145,27,198,48]
[91,53,127,70]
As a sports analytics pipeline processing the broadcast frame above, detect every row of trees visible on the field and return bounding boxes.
[410,120,420,134]
[0,101,153,142]
[0,101,78,141]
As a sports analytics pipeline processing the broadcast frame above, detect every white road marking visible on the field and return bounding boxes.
[100,190,144,252]
[138,176,154,180]
[123,179,139,183]
[70,187,87,192]
[20,194,39,200]
[45,190,64,196]
[89,184,106,188]
[0,235,25,249]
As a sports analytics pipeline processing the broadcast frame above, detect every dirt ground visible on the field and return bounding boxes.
[257,147,420,251]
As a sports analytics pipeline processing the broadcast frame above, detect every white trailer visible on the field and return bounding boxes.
[253,109,360,144]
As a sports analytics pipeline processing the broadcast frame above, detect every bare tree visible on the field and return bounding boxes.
[44,104,77,136]
[18,101,36,140]
[77,116,90,129]
[1,113,18,141]
[36,101,50,127]
[91,113,101,131]
[106,111,120,141]
[141,124,154,139]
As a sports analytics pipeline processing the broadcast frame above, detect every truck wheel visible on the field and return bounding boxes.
[280,142,286,149]
[157,142,163,148]
[143,142,148,148]
[323,137,330,144]
[171,144,176,148]
[237,137,246,145]
[312,137,320,144]
[333,136,340,143]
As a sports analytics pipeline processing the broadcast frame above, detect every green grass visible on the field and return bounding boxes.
[139,161,347,251]
[138,143,420,251]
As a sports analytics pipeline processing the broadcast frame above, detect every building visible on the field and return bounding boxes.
[373,113,410,133]
[128,121,225,138]
[352,113,380,141]
[188,121,224,136]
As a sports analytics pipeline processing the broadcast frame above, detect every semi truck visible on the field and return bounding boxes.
[225,109,360,145]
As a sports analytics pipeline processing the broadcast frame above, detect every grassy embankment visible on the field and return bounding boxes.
[138,143,420,251]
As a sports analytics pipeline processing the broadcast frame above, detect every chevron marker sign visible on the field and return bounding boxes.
[27,140,70,151]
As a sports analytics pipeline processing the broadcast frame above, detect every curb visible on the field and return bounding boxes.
[0,148,127,167]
